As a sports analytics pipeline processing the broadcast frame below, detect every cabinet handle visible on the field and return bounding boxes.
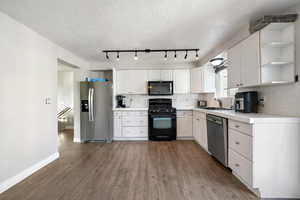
[235,163,240,167]
[235,125,240,128]
[240,83,243,86]
[236,84,240,87]
[235,141,240,145]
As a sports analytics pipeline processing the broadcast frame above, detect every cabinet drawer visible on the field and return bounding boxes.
[229,149,253,186]
[122,111,148,117]
[229,129,252,161]
[122,127,148,137]
[122,117,148,127]
[229,120,252,136]
[177,111,193,117]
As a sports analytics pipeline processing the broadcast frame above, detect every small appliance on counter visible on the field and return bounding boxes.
[197,100,207,108]
[116,95,126,108]
[235,91,258,113]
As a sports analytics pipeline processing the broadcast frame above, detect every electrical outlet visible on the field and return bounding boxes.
[258,96,265,107]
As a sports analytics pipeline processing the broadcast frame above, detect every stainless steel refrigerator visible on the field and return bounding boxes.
[80,81,113,142]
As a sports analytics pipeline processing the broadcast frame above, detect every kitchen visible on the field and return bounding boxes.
[1,1,300,200]
[78,18,300,199]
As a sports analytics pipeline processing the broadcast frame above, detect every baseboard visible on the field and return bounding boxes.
[113,137,148,141]
[0,152,59,194]
[73,137,81,143]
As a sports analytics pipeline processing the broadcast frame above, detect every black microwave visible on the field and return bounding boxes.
[148,81,173,96]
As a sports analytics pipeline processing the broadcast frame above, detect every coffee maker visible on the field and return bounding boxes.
[116,95,126,108]
[235,91,258,113]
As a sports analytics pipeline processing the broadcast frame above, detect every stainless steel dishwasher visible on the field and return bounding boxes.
[206,114,228,167]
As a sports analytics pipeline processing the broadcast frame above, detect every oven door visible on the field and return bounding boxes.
[148,81,173,96]
[149,114,177,140]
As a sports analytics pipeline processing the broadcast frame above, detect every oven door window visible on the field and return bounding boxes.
[153,117,172,129]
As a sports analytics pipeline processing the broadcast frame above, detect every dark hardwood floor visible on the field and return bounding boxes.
[0,130,259,200]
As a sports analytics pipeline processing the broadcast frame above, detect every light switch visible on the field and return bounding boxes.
[45,97,52,105]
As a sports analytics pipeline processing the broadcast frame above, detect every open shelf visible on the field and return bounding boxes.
[261,41,294,48]
[260,22,295,84]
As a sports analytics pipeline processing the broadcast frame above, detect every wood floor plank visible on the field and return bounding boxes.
[0,131,259,200]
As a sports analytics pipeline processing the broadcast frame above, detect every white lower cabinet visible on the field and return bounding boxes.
[177,111,193,138]
[122,127,148,137]
[113,112,122,138]
[192,111,208,151]
[228,149,253,186]
[113,111,148,140]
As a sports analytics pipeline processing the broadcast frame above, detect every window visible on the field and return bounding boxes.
[215,69,228,97]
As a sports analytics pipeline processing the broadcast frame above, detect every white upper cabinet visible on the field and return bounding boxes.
[147,70,161,81]
[147,70,173,81]
[160,70,173,81]
[173,69,190,94]
[228,32,260,88]
[116,70,148,94]
[190,66,215,93]
[228,22,295,88]
[242,32,261,87]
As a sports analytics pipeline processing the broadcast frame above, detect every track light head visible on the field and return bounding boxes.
[106,52,109,59]
[184,50,188,59]
[164,51,167,60]
[134,51,138,60]
[195,50,199,60]
[116,52,120,61]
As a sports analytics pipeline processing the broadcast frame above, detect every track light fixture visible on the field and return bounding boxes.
[102,48,200,61]
[134,51,138,60]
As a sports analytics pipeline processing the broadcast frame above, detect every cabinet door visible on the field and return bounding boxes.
[132,70,148,94]
[201,66,216,93]
[117,70,147,94]
[116,70,132,94]
[228,42,242,88]
[177,115,193,137]
[190,68,202,93]
[199,118,208,151]
[147,70,161,81]
[160,70,173,81]
[173,69,190,94]
[192,112,201,143]
[113,112,122,138]
[241,32,261,87]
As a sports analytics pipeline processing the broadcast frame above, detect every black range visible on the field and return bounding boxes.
[148,99,176,141]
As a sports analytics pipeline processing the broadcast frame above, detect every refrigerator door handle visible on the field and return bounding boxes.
[88,88,92,121]
[91,88,95,121]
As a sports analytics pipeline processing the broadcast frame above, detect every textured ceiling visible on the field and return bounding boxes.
[0,0,299,67]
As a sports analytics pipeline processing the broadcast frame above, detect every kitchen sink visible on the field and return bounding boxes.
[202,107,232,111]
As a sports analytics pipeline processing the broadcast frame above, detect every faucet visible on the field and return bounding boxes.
[216,99,223,108]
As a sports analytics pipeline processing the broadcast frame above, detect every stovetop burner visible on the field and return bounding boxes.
[148,98,176,114]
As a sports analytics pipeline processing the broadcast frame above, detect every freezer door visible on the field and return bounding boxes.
[80,82,95,142]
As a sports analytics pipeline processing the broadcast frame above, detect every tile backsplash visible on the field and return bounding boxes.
[122,94,199,108]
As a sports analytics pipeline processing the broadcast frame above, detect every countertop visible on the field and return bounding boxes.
[113,107,195,111]
[193,108,300,124]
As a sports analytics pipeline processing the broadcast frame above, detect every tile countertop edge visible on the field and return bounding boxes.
[193,108,300,124]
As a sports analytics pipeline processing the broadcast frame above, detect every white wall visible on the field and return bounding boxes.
[199,5,300,117]
[0,11,93,193]
[57,71,74,112]
[0,11,59,188]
